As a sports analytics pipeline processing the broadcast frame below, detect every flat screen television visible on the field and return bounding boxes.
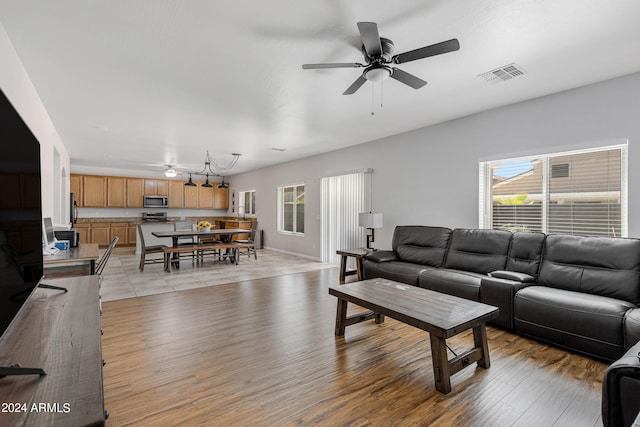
[0,89,43,339]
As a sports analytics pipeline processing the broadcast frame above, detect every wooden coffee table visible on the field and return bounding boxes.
[328,279,499,394]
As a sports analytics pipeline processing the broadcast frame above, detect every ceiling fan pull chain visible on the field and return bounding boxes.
[371,81,375,116]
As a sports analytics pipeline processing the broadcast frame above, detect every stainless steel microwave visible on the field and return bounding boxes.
[143,195,168,208]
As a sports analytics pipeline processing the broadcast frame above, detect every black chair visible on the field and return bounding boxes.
[95,236,119,283]
[234,221,257,259]
[137,223,168,272]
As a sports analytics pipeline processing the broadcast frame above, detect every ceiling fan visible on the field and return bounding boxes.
[302,22,460,95]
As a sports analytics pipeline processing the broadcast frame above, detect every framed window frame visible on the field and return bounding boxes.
[277,183,305,236]
[238,189,256,216]
[479,143,628,237]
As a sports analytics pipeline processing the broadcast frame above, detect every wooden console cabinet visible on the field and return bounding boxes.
[0,276,105,426]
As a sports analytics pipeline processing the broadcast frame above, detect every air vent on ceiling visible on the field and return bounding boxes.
[478,63,526,83]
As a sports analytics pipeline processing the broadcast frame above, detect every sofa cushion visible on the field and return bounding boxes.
[444,228,512,274]
[363,260,434,286]
[538,234,640,305]
[514,286,635,360]
[506,231,546,276]
[391,226,452,267]
[418,268,487,301]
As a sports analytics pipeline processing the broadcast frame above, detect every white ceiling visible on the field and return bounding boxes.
[2,0,640,178]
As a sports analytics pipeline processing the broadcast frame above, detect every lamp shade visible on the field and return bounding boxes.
[358,212,383,229]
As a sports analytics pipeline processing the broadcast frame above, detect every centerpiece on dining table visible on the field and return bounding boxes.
[197,220,212,233]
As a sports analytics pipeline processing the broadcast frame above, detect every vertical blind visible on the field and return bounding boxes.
[320,172,368,265]
[479,144,627,237]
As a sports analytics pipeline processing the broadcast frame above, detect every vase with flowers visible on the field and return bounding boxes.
[197,220,212,233]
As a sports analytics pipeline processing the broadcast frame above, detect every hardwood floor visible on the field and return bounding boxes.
[101,268,607,426]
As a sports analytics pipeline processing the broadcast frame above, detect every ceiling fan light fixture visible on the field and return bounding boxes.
[364,65,392,82]
[164,168,177,178]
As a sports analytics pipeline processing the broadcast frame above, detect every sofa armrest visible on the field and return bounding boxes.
[488,270,536,282]
[625,308,640,348]
[602,340,640,427]
[480,276,533,331]
[365,250,397,263]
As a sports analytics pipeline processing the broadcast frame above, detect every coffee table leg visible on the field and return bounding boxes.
[335,298,347,336]
[473,324,490,369]
[429,335,452,394]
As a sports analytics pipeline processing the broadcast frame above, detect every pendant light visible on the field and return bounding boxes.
[184,174,197,187]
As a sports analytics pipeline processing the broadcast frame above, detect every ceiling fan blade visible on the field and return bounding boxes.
[393,38,460,64]
[343,75,367,95]
[390,68,427,89]
[357,22,382,59]
[302,63,364,69]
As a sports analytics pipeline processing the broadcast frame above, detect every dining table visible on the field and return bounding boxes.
[151,228,247,268]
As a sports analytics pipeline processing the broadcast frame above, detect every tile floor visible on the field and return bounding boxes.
[100,248,335,302]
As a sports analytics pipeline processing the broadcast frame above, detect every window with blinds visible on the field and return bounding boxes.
[479,144,627,237]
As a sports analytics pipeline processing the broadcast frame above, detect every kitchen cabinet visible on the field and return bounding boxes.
[168,180,184,208]
[109,222,128,244]
[82,176,106,207]
[70,174,83,207]
[89,223,110,246]
[144,179,169,196]
[213,186,229,209]
[184,183,199,209]
[198,185,214,208]
[126,178,144,208]
[71,173,231,210]
[128,223,138,245]
[74,223,90,245]
[107,176,127,208]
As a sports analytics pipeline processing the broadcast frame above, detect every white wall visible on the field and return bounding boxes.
[230,72,640,260]
[0,23,70,222]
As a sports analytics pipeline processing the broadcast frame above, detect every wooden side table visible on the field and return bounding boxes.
[336,248,372,284]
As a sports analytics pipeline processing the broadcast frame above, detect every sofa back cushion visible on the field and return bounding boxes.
[392,226,452,267]
[444,228,512,274]
[538,234,640,304]
[505,232,546,276]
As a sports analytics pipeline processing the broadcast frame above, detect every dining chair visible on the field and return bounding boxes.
[137,223,168,272]
[95,236,118,284]
[175,220,197,262]
[233,221,258,259]
[197,222,222,262]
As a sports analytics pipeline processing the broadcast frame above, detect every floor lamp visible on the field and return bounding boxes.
[359,212,383,250]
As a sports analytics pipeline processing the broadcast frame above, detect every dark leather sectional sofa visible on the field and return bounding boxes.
[363,226,640,362]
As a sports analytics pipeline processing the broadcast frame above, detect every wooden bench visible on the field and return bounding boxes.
[163,243,244,271]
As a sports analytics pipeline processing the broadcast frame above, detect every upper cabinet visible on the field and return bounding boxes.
[82,176,106,207]
[71,174,230,210]
[70,174,83,207]
[144,179,169,196]
[126,178,144,208]
[213,186,229,210]
[168,180,184,208]
[107,177,127,208]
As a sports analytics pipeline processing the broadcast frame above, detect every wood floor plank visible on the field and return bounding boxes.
[101,268,608,426]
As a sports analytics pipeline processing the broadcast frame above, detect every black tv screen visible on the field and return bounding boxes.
[0,89,43,338]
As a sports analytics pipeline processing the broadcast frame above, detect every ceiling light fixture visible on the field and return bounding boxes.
[364,65,392,82]
[164,168,177,178]
[184,174,197,187]
[184,151,241,187]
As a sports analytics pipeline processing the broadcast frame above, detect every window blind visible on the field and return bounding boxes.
[320,172,368,265]
[479,144,627,237]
